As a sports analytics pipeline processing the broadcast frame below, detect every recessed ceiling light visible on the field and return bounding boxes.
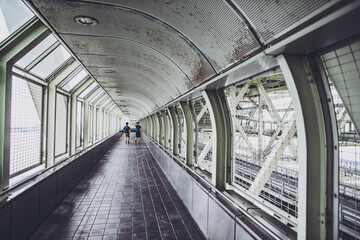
[74,16,98,26]
[103,69,116,74]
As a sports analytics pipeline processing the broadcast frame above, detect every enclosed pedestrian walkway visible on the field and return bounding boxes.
[2,0,360,239]
[29,133,204,240]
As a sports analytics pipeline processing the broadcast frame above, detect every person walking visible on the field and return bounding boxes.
[135,122,142,143]
[123,122,131,144]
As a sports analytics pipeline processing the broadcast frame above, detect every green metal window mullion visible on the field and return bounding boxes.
[168,107,179,156]
[152,114,158,141]
[157,112,163,145]
[189,100,198,165]
[203,90,231,190]
[161,110,169,149]
[277,55,329,240]
[0,19,49,190]
[180,102,194,167]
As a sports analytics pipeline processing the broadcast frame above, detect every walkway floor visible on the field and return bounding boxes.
[30,134,205,240]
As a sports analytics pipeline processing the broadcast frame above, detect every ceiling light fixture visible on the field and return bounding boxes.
[74,16,98,26]
[103,69,116,74]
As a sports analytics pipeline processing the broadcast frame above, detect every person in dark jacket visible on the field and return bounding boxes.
[123,122,131,144]
[135,122,142,143]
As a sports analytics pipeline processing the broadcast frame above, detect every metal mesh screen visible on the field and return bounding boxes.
[119,0,259,69]
[234,0,334,43]
[10,76,43,176]
[225,71,298,218]
[321,41,360,239]
[191,97,213,173]
[55,93,68,157]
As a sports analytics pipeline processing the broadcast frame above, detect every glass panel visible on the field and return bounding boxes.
[89,90,104,104]
[191,97,213,173]
[321,41,360,239]
[0,0,34,43]
[78,82,98,99]
[55,93,68,157]
[15,34,57,68]
[98,97,110,107]
[88,105,92,144]
[96,108,100,141]
[76,101,82,148]
[225,71,298,218]
[30,45,71,79]
[62,69,88,92]
[10,76,42,176]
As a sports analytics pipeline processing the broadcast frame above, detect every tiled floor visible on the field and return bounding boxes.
[30,134,205,240]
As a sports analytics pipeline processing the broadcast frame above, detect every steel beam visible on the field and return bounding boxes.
[203,90,231,189]
[168,107,179,156]
[157,112,163,145]
[278,55,327,240]
[249,115,296,195]
[180,102,194,167]
[161,110,169,148]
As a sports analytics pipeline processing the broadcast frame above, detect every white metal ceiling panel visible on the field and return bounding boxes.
[82,0,260,69]
[62,35,193,92]
[233,0,337,43]
[31,0,215,84]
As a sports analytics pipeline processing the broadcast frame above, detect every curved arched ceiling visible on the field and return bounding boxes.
[29,0,336,118]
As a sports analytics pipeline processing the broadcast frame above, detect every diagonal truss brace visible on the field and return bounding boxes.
[249,115,296,196]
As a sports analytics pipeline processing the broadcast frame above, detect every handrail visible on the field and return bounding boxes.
[144,133,295,240]
[0,132,122,199]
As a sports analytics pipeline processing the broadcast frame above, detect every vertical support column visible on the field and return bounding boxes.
[161,110,169,148]
[277,55,328,240]
[0,61,12,191]
[149,116,153,138]
[0,20,49,190]
[203,90,231,190]
[146,117,150,135]
[152,114,158,141]
[168,107,179,156]
[180,102,194,167]
[157,112,163,145]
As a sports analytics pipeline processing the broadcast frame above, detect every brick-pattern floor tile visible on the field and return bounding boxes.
[30,134,205,240]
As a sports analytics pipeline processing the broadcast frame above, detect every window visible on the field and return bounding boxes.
[0,0,34,44]
[78,82,98,99]
[321,40,360,239]
[15,34,71,80]
[88,105,93,144]
[30,45,71,79]
[10,76,44,176]
[76,100,83,148]
[55,93,68,157]
[62,69,88,92]
[190,97,213,173]
[15,35,57,68]
[225,71,298,218]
